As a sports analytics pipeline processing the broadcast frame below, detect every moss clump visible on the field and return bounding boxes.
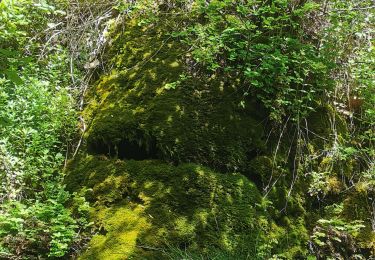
[66,155,273,259]
[70,10,362,260]
[247,156,275,186]
[306,105,348,148]
[341,182,375,255]
[82,204,151,260]
[82,19,265,171]
[244,155,311,257]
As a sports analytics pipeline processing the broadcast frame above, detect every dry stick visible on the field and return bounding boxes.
[68,6,120,158]
[276,122,300,213]
[64,141,69,168]
[72,74,92,158]
[300,126,330,141]
[70,55,75,85]
[331,5,375,12]
[264,116,290,198]
[286,124,300,200]
[38,31,63,60]
[136,245,164,252]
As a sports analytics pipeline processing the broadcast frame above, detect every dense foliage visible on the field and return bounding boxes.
[0,1,84,258]
[0,0,373,259]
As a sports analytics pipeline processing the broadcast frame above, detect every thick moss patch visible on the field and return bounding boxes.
[306,105,348,148]
[83,19,266,171]
[66,155,273,259]
[70,11,368,260]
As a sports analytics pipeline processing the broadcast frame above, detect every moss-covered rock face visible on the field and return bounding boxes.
[66,155,272,259]
[70,15,321,259]
[83,19,266,171]
[65,8,372,260]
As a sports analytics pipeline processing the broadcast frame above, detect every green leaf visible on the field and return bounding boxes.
[5,70,22,84]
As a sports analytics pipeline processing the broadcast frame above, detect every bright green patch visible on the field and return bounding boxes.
[66,155,272,259]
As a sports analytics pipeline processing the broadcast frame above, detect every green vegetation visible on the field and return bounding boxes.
[0,0,82,258]
[66,155,273,259]
[83,19,266,171]
[0,0,374,259]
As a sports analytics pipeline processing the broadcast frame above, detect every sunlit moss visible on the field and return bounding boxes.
[70,9,363,260]
[82,18,266,171]
[80,204,151,260]
[66,155,272,258]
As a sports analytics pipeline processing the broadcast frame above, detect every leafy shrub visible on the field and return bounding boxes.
[0,1,86,258]
[311,218,366,259]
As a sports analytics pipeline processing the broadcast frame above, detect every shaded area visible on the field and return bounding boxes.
[88,137,159,160]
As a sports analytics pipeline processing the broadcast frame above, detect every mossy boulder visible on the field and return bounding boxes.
[65,155,273,259]
[67,9,363,260]
[83,19,266,171]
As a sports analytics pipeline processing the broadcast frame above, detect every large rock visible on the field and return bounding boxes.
[82,19,266,172]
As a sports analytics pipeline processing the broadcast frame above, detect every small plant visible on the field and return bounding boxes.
[311,218,365,258]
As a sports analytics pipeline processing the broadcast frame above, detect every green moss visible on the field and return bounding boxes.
[82,18,265,171]
[70,11,360,260]
[341,182,375,255]
[66,155,273,259]
[247,156,274,185]
[81,204,151,260]
[306,105,348,148]
[268,217,309,259]
[244,155,310,258]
